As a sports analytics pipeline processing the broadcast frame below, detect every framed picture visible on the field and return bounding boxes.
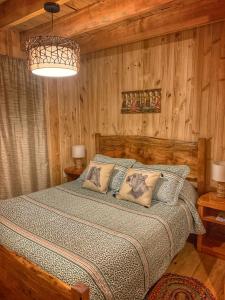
[121,88,161,114]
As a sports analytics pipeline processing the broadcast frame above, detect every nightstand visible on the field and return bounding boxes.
[197,192,225,260]
[64,166,84,182]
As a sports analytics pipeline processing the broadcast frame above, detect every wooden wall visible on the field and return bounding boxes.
[0,30,24,58]
[37,21,225,188]
[44,76,83,185]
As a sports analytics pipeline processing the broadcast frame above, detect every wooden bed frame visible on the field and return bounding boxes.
[0,134,207,300]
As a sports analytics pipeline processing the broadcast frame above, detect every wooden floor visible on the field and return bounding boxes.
[167,242,225,300]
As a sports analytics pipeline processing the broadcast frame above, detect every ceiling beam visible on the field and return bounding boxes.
[76,0,225,54]
[21,0,174,40]
[0,0,69,29]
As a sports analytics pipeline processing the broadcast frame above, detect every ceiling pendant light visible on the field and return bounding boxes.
[25,2,80,78]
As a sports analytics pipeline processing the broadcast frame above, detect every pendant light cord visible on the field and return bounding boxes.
[51,12,54,33]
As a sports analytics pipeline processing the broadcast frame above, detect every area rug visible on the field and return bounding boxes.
[147,273,216,300]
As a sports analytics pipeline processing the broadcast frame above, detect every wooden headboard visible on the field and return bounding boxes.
[95,133,206,195]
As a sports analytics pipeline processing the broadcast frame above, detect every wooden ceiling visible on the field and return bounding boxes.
[0,0,225,54]
[12,0,99,31]
[0,0,99,30]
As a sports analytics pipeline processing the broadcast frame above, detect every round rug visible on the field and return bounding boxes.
[147,273,216,300]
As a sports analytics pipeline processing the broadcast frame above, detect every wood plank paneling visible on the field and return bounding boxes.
[22,0,174,40]
[14,0,99,32]
[0,30,24,58]
[44,79,61,186]
[0,0,69,29]
[75,0,225,54]
[9,0,100,32]
[45,75,83,185]
[21,0,225,54]
[45,21,225,188]
[14,4,74,32]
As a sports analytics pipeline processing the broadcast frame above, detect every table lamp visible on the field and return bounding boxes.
[72,145,85,169]
[211,161,225,198]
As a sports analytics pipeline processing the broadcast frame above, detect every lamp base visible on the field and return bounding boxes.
[74,158,83,170]
[216,182,225,198]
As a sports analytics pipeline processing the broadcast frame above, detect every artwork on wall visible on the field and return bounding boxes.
[121,88,161,114]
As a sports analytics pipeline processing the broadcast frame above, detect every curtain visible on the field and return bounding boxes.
[0,55,50,199]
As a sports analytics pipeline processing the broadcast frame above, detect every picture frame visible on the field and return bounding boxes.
[121,88,161,114]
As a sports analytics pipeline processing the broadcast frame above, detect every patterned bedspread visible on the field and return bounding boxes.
[0,179,204,300]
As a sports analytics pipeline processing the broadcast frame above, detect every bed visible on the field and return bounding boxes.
[0,134,206,300]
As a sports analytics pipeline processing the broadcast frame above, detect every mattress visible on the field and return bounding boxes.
[0,179,205,300]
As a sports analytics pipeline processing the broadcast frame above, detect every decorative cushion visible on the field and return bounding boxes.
[116,168,161,207]
[133,163,190,205]
[81,154,136,192]
[82,161,115,193]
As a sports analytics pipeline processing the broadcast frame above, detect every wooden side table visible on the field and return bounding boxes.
[197,192,225,260]
[64,166,84,182]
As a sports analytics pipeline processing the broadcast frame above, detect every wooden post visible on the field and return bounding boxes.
[197,138,206,195]
[95,133,101,154]
[71,283,89,300]
[197,205,204,252]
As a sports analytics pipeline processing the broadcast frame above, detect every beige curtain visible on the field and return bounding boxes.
[0,55,50,200]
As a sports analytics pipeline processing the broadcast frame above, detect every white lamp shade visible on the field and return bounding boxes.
[30,46,78,78]
[26,36,80,78]
[72,145,85,158]
[211,161,225,182]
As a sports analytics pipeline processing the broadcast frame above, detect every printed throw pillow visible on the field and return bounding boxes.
[133,162,190,205]
[116,168,161,207]
[82,161,115,193]
[80,154,136,192]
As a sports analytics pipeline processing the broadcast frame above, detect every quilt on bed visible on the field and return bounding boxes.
[0,179,204,300]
